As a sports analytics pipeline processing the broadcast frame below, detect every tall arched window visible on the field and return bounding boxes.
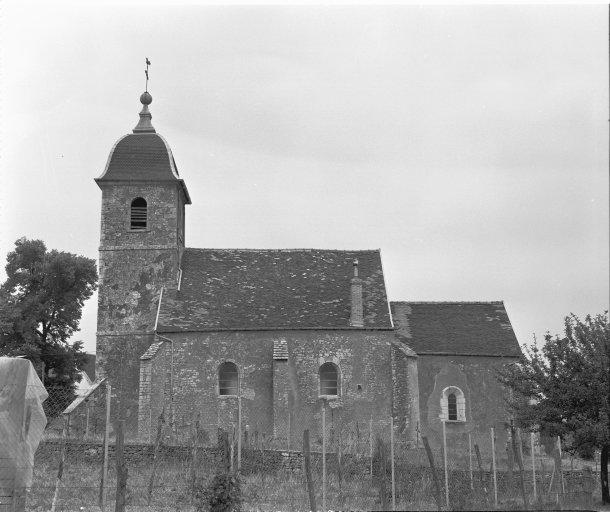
[218,362,239,396]
[319,362,339,397]
[130,197,147,230]
[440,386,466,422]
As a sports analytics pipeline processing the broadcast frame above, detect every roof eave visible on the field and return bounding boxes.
[156,325,395,333]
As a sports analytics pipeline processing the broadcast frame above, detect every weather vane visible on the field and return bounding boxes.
[145,57,151,92]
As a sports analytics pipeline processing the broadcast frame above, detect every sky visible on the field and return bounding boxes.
[1,2,608,354]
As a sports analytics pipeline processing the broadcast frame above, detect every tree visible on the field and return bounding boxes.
[499,312,610,504]
[0,237,98,415]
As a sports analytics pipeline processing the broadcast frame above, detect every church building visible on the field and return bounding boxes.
[95,91,522,446]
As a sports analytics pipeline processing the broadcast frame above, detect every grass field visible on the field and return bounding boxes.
[27,442,602,511]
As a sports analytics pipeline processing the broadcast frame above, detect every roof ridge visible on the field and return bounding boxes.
[185,247,381,253]
[391,300,505,305]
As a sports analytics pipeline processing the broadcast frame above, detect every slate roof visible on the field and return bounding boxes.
[95,133,191,202]
[390,301,521,357]
[157,248,393,331]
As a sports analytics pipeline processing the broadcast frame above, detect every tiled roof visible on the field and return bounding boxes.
[157,248,393,331]
[98,133,179,181]
[96,132,191,202]
[390,301,521,357]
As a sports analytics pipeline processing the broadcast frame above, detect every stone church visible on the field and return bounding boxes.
[95,91,522,446]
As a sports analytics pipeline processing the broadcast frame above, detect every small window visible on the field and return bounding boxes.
[130,197,147,230]
[218,362,239,396]
[319,362,339,396]
[440,386,466,422]
[447,393,457,421]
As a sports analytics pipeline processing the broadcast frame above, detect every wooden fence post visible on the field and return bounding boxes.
[50,414,69,512]
[322,402,326,512]
[390,417,395,511]
[422,436,442,510]
[511,423,528,508]
[491,427,498,508]
[468,433,474,490]
[303,429,317,512]
[114,419,128,512]
[369,416,373,479]
[557,436,565,496]
[530,432,537,502]
[99,383,111,511]
[147,410,165,505]
[474,443,488,495]
[442,420,449,509]
[237,393,242,473]
[230,425,235,473]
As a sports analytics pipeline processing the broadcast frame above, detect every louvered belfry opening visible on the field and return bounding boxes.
[319,362,339,396]
[218,362,239,396]
[130,197,147,230]
[448,392,458,421]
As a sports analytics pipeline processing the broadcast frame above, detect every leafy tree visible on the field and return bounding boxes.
[0,237,98,415]
[499,312,610,504]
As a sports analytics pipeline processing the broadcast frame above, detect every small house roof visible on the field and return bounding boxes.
[390,301,521,357]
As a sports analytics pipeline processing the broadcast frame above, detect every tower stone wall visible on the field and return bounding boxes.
[96,181,186,425]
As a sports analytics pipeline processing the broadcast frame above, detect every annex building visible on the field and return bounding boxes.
[94,91,522,447]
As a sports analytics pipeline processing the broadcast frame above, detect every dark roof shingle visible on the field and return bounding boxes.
[96,132,191,202]
[158,248,392,331]
[390,301,521,357]
[98,133,179,181]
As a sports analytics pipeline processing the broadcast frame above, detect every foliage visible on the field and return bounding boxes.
[499,312,609,453]
[0,237,97,413]
[499,312,609,502]
[192,473,242,512]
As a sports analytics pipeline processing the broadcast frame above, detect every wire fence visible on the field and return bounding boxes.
[20,387,603,511]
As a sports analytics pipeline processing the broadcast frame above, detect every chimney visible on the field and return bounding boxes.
[349,259,364,327]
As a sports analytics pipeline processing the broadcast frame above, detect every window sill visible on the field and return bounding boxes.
[217,394,239,399]
[128,228,151,233]
[443,419,466,424]
[319,395,340,400]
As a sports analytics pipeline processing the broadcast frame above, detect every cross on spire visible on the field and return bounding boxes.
[145,57,151,92]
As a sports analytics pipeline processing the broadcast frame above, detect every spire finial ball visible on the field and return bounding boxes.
[140,91,153,105]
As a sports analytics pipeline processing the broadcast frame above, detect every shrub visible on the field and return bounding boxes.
[193,473,242,512]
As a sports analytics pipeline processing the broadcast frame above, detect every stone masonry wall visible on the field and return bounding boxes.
[96,182,185,429]
[139,330,404,445]
[391,344,419,440]
[417,355,517,451]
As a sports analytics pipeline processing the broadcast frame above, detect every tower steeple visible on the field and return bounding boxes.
[133,92,156,133]
[94,79,190,429]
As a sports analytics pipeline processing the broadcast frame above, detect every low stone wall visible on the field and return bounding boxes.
[35,439,366,475]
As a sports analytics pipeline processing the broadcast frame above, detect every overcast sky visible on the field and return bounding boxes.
[1,2,608,354]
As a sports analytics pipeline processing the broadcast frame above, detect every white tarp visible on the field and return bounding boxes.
[0,357,48,490]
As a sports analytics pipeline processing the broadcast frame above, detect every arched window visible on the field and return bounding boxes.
[440,386,466,422]
[319,362,339,397]
[218,362,239,396]
[130,197,147,230]
[447,393,457,421]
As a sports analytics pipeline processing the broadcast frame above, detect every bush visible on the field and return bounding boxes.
[193,473,242,512]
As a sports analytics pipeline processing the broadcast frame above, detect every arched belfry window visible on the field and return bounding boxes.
[130,197,147,230]
[440,386,466,422]
[319,362,339,397]
[218,362,239,396]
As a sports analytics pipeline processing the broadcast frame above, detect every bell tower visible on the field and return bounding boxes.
[95,90,191,423]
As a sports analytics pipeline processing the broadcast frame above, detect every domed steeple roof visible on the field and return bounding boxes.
[95,92,191,203]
